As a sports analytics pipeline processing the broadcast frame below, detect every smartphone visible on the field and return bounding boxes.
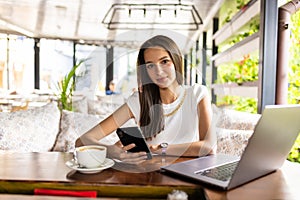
[116,126,152,159]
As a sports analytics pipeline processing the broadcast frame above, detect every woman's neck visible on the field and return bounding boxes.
[160,84,182,104]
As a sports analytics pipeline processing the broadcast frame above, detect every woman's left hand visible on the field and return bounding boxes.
[149,144,161,154]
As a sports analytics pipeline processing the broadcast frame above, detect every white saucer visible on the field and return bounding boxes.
[65,158,114,174]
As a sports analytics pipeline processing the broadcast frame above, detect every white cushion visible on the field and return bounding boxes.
[0,102,60,152]
[52,110,119,152]
[216,128,254,156]
[72,95,88,114]
[212,104,261,130]
[87,97,123,118]
[212,104,261,156]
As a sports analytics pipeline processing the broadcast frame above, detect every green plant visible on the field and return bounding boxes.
[219,0,252,25]
[217,96,257,113]
[287,10,300,163]
[217,54,259,84]
[57,60,85,111]
[216,54,259,113]
[288,11,300,105]
[236,0,248,9]
[229,20,260,46]
[219,20,260,52]
[288,133,300,163]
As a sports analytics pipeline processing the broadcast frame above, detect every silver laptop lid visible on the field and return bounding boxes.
[228,104,300,189]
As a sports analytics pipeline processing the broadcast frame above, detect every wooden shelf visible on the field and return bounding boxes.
[212,81,259,98]
[213,0,260,46]
[211,32,259,66]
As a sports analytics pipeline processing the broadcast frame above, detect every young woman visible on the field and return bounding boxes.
[75,35,216,164]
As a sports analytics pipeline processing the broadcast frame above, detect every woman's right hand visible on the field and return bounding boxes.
[107,142,148,164]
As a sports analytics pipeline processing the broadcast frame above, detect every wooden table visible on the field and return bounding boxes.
[0,152,299,200]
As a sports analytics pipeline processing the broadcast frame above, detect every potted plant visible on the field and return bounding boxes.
[57,59,85,111]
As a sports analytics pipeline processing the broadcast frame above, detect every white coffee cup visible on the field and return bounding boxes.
[74,145,107,168]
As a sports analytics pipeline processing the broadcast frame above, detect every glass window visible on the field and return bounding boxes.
[113,47,138,98]
[0,34,34,93]
[40,39,73,92]
[0,35,138,98]
[75,44,106,95]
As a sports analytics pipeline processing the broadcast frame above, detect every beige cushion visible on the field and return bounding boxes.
[88,95,124,117]
[213,105,261,130]
[52,110,120,152]
[0,102,60,152]
[72,95,88,114]
[216,128,254,156]
[212,104,261,156]
[52,110,100,152]
[87,99,110,116]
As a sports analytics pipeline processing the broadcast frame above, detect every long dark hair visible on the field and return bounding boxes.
[136,35,183,139]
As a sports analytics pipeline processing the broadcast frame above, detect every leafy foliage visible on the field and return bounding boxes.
[287,11,300,163]
[217,96,258,114]
[216,54,259,113]
[219,0,252,25]
[216,0,260,114]
[288,134,300,163]
[57,60,85,111]
[288,11,300,105]
[229,20,260,45]
[217,54,259,85]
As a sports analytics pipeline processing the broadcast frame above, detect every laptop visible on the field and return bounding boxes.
[161,105,300,190]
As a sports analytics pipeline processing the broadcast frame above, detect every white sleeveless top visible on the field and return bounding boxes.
[126,84,208,145]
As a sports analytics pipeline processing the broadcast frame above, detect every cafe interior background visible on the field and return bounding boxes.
[0,0,295,98]
[0,0,299,160]
[0,0,220,97]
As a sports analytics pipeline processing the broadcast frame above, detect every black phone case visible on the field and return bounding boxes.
[116,127,152,159]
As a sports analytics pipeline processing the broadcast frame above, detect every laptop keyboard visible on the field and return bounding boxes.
[196,161,238,182]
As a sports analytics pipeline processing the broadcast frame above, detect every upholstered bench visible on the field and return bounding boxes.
[0,101,261,157]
